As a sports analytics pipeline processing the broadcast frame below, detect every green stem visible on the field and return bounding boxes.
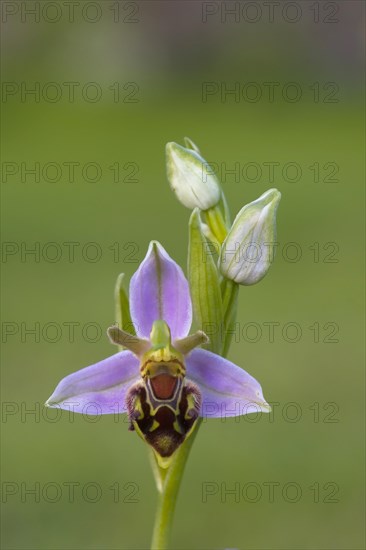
[148,449,167,494]
[205,205,228,244]
[150,419,202,549]
[221,279,239,357]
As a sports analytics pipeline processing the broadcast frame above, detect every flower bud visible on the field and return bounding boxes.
[219,189,281,285]
[166,141,221,210]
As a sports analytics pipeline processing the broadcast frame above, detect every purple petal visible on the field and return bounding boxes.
[45,351,140,414]
[186,348,271,418]
[129,241,192,340]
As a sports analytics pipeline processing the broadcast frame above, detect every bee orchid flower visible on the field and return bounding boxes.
[46,241,270,467]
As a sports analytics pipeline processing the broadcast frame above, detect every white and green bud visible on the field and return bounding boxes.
[166,141,221,210]
[219,189,281,285]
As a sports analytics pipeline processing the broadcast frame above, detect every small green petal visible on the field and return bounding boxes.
[107,326,150,357]
[174,330,209,355]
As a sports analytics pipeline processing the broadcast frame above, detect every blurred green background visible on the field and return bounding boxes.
[1,1,364,549]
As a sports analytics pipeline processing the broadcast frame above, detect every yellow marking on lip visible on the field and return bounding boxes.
[173,419,184,435]
[140,358,185,377]
[148,420,160,432]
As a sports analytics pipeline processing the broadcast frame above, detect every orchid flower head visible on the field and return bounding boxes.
[46,241,270,467]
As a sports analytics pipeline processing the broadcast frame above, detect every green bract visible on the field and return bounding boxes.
[188,208,224,355]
